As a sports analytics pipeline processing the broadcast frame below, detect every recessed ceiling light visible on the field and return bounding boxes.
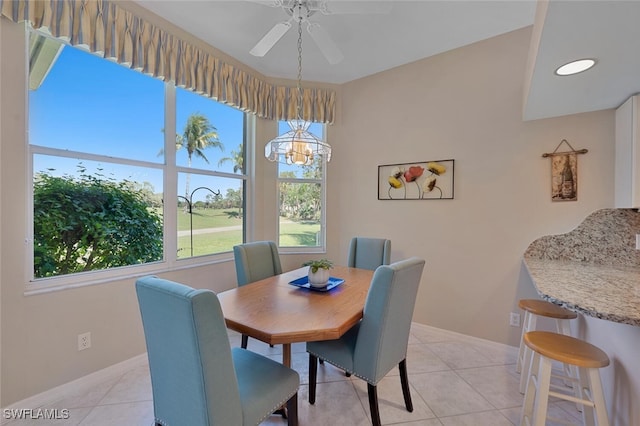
[555,59,596,76]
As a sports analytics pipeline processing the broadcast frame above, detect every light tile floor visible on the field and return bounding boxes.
[6,323,585,425]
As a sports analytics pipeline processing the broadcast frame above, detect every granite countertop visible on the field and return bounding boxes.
[523,258,640,326]
[523,208,640,327]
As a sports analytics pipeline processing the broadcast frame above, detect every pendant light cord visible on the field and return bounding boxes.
[296,2,303,121]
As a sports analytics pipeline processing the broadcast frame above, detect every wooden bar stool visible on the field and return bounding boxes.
[520,331,610,426]
[517,299,578,394]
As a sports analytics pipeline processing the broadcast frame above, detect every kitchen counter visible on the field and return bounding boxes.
[523,258,640,326]
[523,208,640,327]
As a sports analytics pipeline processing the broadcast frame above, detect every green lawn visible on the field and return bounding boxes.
[177,207,242,231]
[178,229,242,258]
[174,208,321,257]
[278,220,320,247]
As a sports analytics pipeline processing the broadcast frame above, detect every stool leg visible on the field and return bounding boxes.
[587,367,610,426]
[577,366,596,426]
[556,319,582,411]
[520,351,540,426]
[556,320,577,383]
[516,311,531,374]
[519,345,532,394]
[519,313,537,394]
[532,356,553,426]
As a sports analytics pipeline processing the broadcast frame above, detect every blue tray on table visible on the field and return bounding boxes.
[289,276,345,292]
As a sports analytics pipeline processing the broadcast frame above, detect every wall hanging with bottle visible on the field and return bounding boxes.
[542,139,588,202]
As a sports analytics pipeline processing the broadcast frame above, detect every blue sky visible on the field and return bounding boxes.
[30,42,245,201]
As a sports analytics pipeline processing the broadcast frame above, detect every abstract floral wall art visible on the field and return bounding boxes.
[378,159,454,200]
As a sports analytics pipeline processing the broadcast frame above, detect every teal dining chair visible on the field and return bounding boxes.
[136,276,299,426]
[307,257,425,426]
[347,237,391,271]
[233,241,283,349]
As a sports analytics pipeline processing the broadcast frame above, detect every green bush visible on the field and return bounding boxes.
[33,172,163,278]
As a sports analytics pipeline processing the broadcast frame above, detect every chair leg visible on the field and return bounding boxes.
[286,392,298,426]
[399,359,413,412]
[367,383,382,426]
[241,334,248,349]
[309,354,318,404]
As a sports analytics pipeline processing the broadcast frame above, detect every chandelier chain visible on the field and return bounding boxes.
[296,2,303,120]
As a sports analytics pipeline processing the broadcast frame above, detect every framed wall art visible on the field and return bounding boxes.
[378,159,454,200]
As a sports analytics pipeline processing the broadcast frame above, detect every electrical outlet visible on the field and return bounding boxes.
[509,312,521,327]
[78,332,91,351]
[636,234,640,250]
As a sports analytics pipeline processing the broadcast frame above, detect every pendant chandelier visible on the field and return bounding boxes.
[264,1,332,166]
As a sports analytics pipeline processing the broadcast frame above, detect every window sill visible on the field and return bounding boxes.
[25,255,234,296]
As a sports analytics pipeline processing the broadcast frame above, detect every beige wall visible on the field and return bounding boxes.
[1,13,634,420]
[325,26,640,423]
[325,26,615,345]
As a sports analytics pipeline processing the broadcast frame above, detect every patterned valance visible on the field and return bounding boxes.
[0,0,335,123]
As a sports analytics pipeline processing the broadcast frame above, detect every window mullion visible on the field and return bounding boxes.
[164,82,178,264]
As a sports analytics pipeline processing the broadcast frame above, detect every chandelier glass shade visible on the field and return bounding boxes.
[264,2,331,166]
[265,120,332,165]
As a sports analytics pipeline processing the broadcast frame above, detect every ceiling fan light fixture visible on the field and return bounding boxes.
[555,58,596,76]
[264,3,332,166]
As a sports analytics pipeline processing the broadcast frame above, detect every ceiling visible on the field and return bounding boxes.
[134,0,640,121]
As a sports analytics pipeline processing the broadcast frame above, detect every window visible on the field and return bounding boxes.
[28,31,247,284]
[175,88,246,259]
[277,121,326,251]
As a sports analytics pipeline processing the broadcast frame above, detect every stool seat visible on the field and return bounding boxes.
[520,331,610,426]
[516,299,578,394]
[518,299,577,320]
[524,331,610,369]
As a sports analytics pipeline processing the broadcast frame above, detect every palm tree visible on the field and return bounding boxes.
[176,113,223,199]
[217,143,244,173]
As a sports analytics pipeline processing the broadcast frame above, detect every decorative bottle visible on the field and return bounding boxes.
[561,156,575,199]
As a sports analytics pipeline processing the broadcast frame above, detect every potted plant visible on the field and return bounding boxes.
[302,258,333,288]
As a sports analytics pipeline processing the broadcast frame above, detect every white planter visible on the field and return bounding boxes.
[308,267,330,288]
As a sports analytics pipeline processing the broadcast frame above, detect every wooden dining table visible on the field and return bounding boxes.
[218,265,375,367]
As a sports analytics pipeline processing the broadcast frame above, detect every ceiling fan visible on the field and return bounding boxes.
[249,0,392,65]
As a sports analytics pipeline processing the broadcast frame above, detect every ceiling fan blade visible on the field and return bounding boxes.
[250,21,292,57]
[319,1,393,15]
[307,22,344,64]
[245,0,285,7]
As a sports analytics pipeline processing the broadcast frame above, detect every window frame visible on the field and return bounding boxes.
[275,123,327,255]
[25,32,253,293]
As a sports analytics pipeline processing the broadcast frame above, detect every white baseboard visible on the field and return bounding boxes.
[1,353,148,425]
